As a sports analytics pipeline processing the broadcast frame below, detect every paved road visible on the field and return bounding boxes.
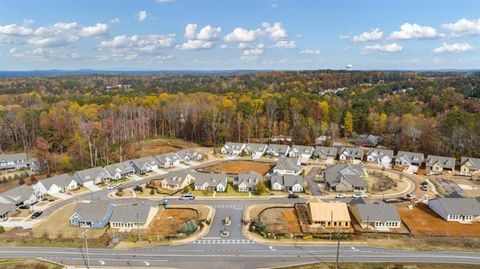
[0,245,479,269]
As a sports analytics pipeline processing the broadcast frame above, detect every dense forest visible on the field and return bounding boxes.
[0,70,479,173]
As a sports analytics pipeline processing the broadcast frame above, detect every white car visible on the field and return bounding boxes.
[335,193,346,199]
[106,185,117,190]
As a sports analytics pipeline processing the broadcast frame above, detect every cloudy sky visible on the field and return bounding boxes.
[0,0,479,70]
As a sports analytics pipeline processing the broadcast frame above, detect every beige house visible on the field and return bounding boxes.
[308,200,351,228]
[109,203,159,232]
[460,157,480,176]
[161,171,195,190]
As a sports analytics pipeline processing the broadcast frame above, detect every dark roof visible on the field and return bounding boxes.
[274,157,301,172]
[110,203,153,223]
[353,203,400,222]
[430,198,480,216]
[71,201,112,222]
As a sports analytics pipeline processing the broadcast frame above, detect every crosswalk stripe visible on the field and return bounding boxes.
[192,239,255,244]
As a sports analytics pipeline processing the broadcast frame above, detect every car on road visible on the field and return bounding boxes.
[383,198,403,203]
[287,192,299,199]
[421,181,429,186]
[403,194,416,201]
[335,193,346,199]
[421,185,429,191]
[31,211,43,219]
[179,193,196,200]
[18,205,30,210]
[106,184,117,190]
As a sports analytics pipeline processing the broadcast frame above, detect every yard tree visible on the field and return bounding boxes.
[343,111,353,137]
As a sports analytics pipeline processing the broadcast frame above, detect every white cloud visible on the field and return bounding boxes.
[9,47,81,60]
[110,18,120,24]
[80,23,108,37]
[299,48,320,55]
[240,43,265,60]
[275,40,296,49]
[351,28,383,42]
[362,43,402,54]
[389,23,442,40]
[137,10,148,22]
[178,23,221,50]
[23,19,35,26]
[442,18,480,36]
[155,0,174,3]
[262,22,288,41]
[225,27,261,42]
[0,24,33,36]
[271,3,278,8]
[433,42,474,53]
[100,34,175,51]
[53,22,79,30]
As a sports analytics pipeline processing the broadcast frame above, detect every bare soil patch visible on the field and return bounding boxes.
[199,160,274,175]
[133,138,199,158]
[259,207,302,234]
[397,202,480,237]
[147,208,199,237]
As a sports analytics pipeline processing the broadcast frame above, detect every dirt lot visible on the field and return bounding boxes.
[133,137,199,158]
[259,207,302,234]
[147,208,199,237]
[0,259,62,269]
[397,202,480,237]
[32,203,107,239]
[199,160,274,175]
[280,262,477,269]
[431,175,480,197]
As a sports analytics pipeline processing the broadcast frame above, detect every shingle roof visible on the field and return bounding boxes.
[270,173,303,188]
[461,157,480,170]
[352,203,400,222]
[426,155,456,170]
[223,142,245,151]
[244,143,267,154]
[74,167,105,183]
[396,151,424,164]
[367,149,394,160]
[0,153,27,163]
[0,184,34,204]
[40,174,73,189]
[71,200,112,222]
[274,157,301,172]
[315,146,338,158]
[194,172,227,187]
[176,148,201,160]
[324,164,367,188]
[131,156,160,168]
[0,203,16,216]
[237,171,262,188]
[110,203,152,223]
[339,147,364,158]
[290,145,315,155]
[162,170,193,186]
[431,198,480,216]
[266,144,290,154]
[104,161,134,176]
[155,152,181,165]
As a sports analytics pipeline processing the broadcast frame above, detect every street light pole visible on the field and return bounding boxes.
[83,230,90,269]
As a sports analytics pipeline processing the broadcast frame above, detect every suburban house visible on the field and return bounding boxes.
[265,144,290,157]
[69,200,114,228]
[288,145,315,164]
[426,155,456,173]
[314,146,338,161]
[193,172,228,192]
[272,157,302,175]
[161,171,195,190]
[104,161,135,180]
[0,184,37,206]
[460,157,480,176]
[357,134,382,147]
[338,147,365,161]
[130,156,160,174]
[0,153,30,170]
[176,148,203,163]
[234,171,262,192]
[308,200,351,228]
[73,167,106,185]
[350,203,401,229]
[109,202,158,232]
[395,151,424,166]
[243,143,267,159]
[34,174,77,196]
[155,153,181,169]
[428,197,480,223]
[366,149,394,167]
[323,164,368,192]
[220,142,245,156]
[270,173,304,192]
[0,203,16,221]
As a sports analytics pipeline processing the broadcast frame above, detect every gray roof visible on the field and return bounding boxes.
[194,172,227,187]
[461,157,480,169]
[74,167,105,183]
[395,151,424,164]
[104,161,135,176]
[162,170,193,186]
[426,155,456,170]
[244,143,267,154]
[315,146,338,158]
[176,148,201,160]
[290,145,315,155]
[40,174,73,189]
[367,149,394,160]
[324,164,367,188]
[431,198,480,216]
[0,184,34,204]
[236,171,262,188]
[271,174,303,188]
[155,152,181,165]
[0,203,16,215]
[266,144,290,154]
[274,157,301,172]
[352,203,400,222]
[71,200,112,222]
[0,153,28,163]
[223,142,245,151]
[339,147,364,158]
[131,156,160,168]
[357,134,382,146]
[110,203,153,223]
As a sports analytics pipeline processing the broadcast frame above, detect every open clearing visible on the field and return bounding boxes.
[199,160,274,175]
[134,137,199,158]
[397,202,480,237]
[278,263,478,269]
[0,259,62,269]
[32,203,107,239]
[147,208,199,237]
[259,207,302,234]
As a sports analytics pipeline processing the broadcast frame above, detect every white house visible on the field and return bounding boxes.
[109,202,158,232]
[130,156,160,174]
[194,172,228,192]
[73,167,106,185]
[425,155,456,174]
[270,173,304,192]
[350,203,401,229]
[234,171,262,192]
[104,161,135,180]
[395,151,424,166]
[338,147,364,161]
[221,142,245,156]
[0,185,37,206]
[460,157,480,176]
[34,174,77,196]
[288,145,315,164]
[265,144,290,157]
[428,197,480,223]
[155,153,181,169]
[314,146,338,161]
[366,149,394,167]
[0,153,30,170]
[272,157,302,175]
[176,148,203,163]
[243,143,267,159]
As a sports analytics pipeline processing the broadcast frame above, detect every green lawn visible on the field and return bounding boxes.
[279,263,477,269]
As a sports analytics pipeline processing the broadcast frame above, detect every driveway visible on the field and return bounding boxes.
[305,167,323,196]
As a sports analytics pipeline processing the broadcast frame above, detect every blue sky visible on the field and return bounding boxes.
[0,0,479,70]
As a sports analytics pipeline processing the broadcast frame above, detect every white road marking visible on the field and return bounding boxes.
[269,246,276,251]
[99,260,105,265]
[192,239,254,244]
[144,261,150,266]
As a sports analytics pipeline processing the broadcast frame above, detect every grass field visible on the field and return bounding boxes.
[32,203,107,239]
[259,207,302,234]
[277,263,478,269]
[397,202,480,237]
[147,208,199,237]
[199,160,274,175]
[0,259,62,269]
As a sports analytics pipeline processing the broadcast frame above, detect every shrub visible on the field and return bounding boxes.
[150,188,155,195]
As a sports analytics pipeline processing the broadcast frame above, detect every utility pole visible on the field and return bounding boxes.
[335,231,340,269]
[83,230,90,269]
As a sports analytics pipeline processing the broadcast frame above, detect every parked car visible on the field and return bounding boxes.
[403,194,416,201]
[106,184,117,190]
[18,205,30,210]
[287,192,299,199]
[31,211,43,219]
[383,198,403,203]
[335,193,346,199]
[421,185,429,191]
[421,181,429,186]
[179,193,196,200]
